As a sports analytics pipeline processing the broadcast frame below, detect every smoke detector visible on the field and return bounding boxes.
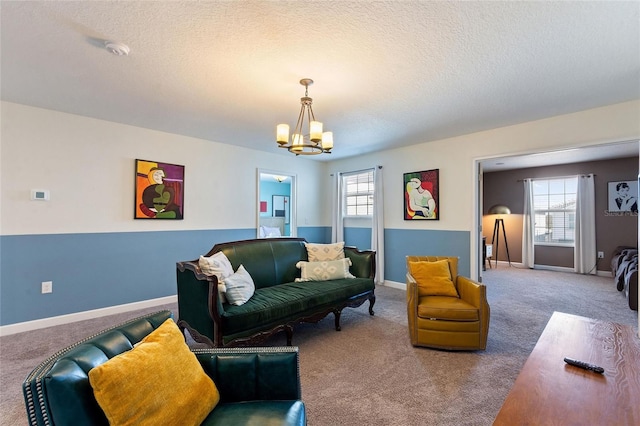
[104,41,130,56]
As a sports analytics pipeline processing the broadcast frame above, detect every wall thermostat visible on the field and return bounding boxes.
[31,189,50,201]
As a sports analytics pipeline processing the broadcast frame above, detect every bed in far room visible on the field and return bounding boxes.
[259,216,285,238]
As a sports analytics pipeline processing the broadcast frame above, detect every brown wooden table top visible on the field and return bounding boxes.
[494,311,640,426]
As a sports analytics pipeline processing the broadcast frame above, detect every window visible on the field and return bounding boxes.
[532,177,577,245]
[343,170,374,217]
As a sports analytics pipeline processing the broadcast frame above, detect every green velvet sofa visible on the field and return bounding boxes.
[176,237,376,347]
[23,310,306,426]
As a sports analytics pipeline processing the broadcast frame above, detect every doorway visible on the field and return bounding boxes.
[257,169,297,238]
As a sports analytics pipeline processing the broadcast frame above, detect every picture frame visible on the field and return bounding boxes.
[404,169,439,220]
[272,195,290,224]
[607,180,638,213]
[135,159,185,219]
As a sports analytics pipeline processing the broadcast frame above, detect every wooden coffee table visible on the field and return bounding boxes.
[494,311,640,425]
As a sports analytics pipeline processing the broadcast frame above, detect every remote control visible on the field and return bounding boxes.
[563,357,604,374]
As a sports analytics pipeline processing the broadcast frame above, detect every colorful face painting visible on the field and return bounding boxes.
[404,169,439,220]
[135,159,185,219]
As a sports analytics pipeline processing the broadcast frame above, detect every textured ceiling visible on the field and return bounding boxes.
[1,1,639,162]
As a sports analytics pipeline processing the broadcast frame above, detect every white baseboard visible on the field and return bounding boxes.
[489,260,612,277]
[0,295,177,337]
[379,280,406,290]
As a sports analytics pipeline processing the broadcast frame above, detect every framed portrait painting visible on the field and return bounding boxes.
[135,159,185,219]
[404,169,439,220]
[608,180,638,213]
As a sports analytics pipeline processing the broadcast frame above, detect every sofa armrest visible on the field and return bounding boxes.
[455,276,486,308]
[194,347,302,402]
[176,261,225,346]
[345,246,376,279]
[406,273,418,305]
[405,273,419,345]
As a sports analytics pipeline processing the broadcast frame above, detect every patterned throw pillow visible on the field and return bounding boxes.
[198,252,234,303]
[305,242,345,262]
[198,252,233,279]
[295,258,355,282]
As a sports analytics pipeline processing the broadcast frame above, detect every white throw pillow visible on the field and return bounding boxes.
[295,258,355,282]
[199,252,234,279]
[305,242,345,262]
[198,252,233,304]
[224,265,255,306]
[261,226,281,237]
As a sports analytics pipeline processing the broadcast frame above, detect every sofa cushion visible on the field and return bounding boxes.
[224,264,255,306]
[89,319,220,426]
[295,258,355,282]
[221,278,374,335]
[305,242,345,262]
[408,259,459,297]
[218,239,307,289]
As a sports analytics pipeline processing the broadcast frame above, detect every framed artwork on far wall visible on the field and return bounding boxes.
[404,169,439,220]
[135,159,185,219]
[272,195,290,224]
[607,180,638,213]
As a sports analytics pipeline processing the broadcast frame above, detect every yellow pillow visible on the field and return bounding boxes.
[89,318,220,426]
[409,259,459,297]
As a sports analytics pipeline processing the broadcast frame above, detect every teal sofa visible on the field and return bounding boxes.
[177,238,376,347]
[23,310,306,426]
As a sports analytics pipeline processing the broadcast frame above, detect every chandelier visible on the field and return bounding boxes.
[276,78,333,155]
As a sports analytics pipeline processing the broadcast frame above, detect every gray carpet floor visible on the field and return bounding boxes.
[1,266,638,425]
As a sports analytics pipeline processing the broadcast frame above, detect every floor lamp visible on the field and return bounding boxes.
[488,204,511,268]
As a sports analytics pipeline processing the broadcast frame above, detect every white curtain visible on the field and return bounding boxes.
[331,173,344,243]
[575,174,596,274]
[522,179,535,268]
[371,166,385,285]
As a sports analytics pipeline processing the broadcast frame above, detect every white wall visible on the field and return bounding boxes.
[327,100,640,276]
[0,102,327,236]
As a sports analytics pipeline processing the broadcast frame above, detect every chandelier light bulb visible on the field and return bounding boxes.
[276,124,289,145]
[310,121,323,143]
[292,134,303,152]
[321,132,333,150]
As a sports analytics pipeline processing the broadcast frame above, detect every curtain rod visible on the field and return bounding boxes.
[331,166,382,176]
[517,173,596,182]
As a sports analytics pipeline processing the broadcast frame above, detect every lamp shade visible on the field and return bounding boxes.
[488,204,511,215]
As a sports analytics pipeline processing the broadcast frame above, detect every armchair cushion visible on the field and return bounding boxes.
[201,401,306,425]
[88,318,220,426]
[408,259,459,297]
[417,296,479,321]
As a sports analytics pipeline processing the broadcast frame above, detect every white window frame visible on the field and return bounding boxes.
[343,169,374,217]
[532,177,577,247]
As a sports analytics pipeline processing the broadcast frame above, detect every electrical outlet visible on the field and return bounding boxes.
[41,281,53,294]
[597,251,604,259]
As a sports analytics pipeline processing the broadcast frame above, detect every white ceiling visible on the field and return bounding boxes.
[1,1,639,164]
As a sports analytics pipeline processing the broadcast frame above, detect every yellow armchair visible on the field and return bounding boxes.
[406,256,490,350]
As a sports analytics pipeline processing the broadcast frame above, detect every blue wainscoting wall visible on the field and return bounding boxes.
[0,226,469,326]
[0,227,328,326]
[383,229,471,283]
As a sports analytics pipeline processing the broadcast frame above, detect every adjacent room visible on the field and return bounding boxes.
[1,2,639,425]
